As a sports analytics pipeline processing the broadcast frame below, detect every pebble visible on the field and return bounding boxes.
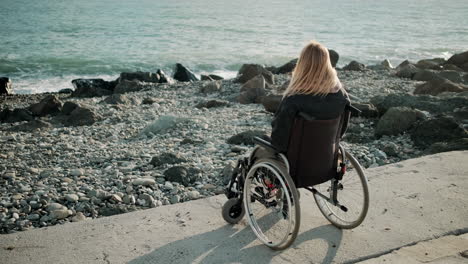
[71,212,87,222]
[133,178,156,186]
[65,194,79,202]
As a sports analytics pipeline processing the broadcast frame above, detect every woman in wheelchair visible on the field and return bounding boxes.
[222,41,369,250]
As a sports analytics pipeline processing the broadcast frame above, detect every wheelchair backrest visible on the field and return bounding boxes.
[286,109,350,187]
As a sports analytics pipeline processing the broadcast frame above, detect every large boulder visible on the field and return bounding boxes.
[343,61,366,71]
[329,49,339,68]
[261,95,282,113]
[410,117,467,147]
[0,108,34,123]
[237,75,267,104]
[415,58,445,70]
[113,80,145,94]
[275,59,298,74]
[375,107,426,137]
[63,106,99,126]
[370,93,468,115]
[396,64,420,79]
[414,79,468,96]
[438,71,464,83]
[173,63,198,82]
[446,51,468,69]
[425,138,468,154]
[227,130,269,145]
[61,101,79,115]
[150,153,187,167]
[412,70,444,82]
[29,95,62,117]
[0,77,13,95]
[71,79,116,97]
[235,64,274,84]
[119,72,160,83]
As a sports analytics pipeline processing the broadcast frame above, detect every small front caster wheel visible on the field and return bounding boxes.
[222,198,245,224]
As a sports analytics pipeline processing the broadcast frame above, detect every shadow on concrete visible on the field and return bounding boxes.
[129,222,343,264]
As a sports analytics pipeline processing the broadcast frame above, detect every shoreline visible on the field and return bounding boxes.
[1,51,467,234]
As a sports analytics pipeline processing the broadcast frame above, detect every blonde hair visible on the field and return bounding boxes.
[283,41,342,97]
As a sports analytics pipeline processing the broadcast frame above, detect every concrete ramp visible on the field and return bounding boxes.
[1,151,467,264]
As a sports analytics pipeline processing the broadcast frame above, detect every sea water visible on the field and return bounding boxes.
[1,0,467,94]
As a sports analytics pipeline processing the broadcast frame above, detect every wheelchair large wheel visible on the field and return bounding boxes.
[313,149,369,229]
[243,158,301,250]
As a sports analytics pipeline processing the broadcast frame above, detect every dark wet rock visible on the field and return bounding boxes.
[119,71,160,83]
[58,88,73,94]
[438,71,465,84]
[156,69,174,84]
[142,98,155,105]
[410,116,467,147]
[163,166,202,186]
[416,58,445,70]
[227,130,269,145]
[446,51,468,69]
[200,75,214,81]
[103,94,130,104]
[343,61,366,71]
[150,153,187,167]
[0,77,13,95]
[8,120,52,132]
[261,95,282,113]
[396,62,420,79]
[173,63,198,82]
[63,106,99,126]
[200,81,222,93]
[235,64,274,84]
[352,102,379,118]
[208,74,223,80]
[412,70,444,82]
[329,49,339,68]
[29,95,62,117]
[0,108,34,123]
[425,138,468,154]
[441,64,463,72]
[61,102,79,115]
[237,75,267,104]
[375,107,427,137]
[98,205,129,216]
[371,93,468,115]
[414,79,468,96]
[71,79,116,97]
[195,99,229,109]
[275,59,298,74]
[113,80,145,94]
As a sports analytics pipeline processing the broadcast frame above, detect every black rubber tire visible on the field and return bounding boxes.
[222,198,245,224]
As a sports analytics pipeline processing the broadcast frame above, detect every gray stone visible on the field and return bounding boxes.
[261,95,282,113]
[200,81,222,93]
[227,130,268,145]
[47,203,65,211]
[410,116,467,147]
[103,94,130,105]
[29,95,63,117]
[150,153,187,167]
[235,64,274,84]
[49,208,70,220]
[132,178,156,186]
[123,195,136,205]
[71,78,116,97]
[375,107,426,137]
[414,79,468,96]
[343,61,366,71]
[63,106,99,127]
[446,51,468,68]
[114,80,145,94]
[187,191,200,200]
[119,71,160,83]
[27,214,40,221]
[163,166,202,186]
[195,99,229,109]
[170,195,180,204]
[65,194,79,202]
[61,101,79,115]
[0,108,34,123]
[352,102,379,118]
[396,63,420,79]
[237,75,267,104]
[425,138,468,154]
[71,212,87,222]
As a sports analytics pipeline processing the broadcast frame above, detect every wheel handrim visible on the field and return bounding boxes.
[244,163,296,248]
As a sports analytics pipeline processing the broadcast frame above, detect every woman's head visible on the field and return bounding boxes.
[284,41,341,97]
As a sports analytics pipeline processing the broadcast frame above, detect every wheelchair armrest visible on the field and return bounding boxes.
[253,137,279,153]
[345,104,361,115]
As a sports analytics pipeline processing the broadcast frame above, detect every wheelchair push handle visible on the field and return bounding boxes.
[253,137,279,153]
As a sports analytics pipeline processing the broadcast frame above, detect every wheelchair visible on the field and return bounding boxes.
[222,105,370,250]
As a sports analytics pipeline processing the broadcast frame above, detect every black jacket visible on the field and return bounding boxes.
[270,90,350,153]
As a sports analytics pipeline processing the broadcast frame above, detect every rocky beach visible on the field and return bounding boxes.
[1,50,468,234]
